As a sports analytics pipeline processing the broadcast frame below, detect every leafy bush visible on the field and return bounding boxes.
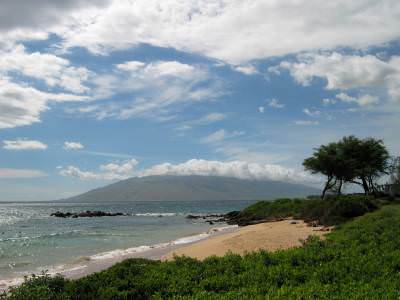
[230,194,379,226]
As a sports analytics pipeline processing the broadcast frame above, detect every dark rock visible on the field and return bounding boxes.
[186,214,200,219]
[51,210,127,218]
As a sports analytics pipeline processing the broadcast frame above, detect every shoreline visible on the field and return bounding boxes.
[164,219,329,260]
[0,219,329,292]
[0,224,238,292]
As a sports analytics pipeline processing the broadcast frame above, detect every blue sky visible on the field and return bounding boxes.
[1,0,400,201]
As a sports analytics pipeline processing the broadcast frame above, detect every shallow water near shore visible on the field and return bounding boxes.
[0,200,254,286]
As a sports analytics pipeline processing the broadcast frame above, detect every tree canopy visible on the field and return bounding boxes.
[303,136,390,198]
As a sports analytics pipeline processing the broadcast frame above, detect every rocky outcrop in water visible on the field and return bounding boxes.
[51,211,126,218]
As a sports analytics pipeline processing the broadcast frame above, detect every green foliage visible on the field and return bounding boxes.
[5,202,400,299]
[231,195,378,226]
[303,136,390,197]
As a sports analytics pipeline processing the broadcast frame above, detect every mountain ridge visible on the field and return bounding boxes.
[61,175,320,202]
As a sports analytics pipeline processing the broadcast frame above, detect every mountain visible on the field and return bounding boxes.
[62,175,320,202]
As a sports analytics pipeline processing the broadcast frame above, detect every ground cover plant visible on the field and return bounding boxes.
[3,198,400,299]
[228,194,382,226]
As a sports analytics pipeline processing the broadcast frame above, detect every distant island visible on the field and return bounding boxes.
[60,175,319,202]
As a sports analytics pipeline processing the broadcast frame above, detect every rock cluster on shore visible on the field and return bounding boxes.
[185,211,242,225]
[51,211,127,218]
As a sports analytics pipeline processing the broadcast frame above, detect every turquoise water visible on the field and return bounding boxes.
[0,200,255,281]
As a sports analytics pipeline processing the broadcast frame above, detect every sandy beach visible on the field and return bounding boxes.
[0,220,329,292]
[164,219,329,260]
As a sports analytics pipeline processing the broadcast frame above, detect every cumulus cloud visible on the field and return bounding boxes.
[0,77,89,129]
[0,45,91,93]
[0,0,108,31]
[336,93,379,107]
[3,139,48,150]
[322,98,337,106]
[233,65,258,75]
[64,141,84,150]
[0,168,47,178]
[268,99,284,109]
[276,52,400,103]
[59,158,318,184]
[258,106,265,113]
[55,0,400,63]
[59,159,138,180]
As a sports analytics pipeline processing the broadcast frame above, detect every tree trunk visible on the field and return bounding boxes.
[361,177,370,195]
[337,179,343,195]
[368,176,377,197]
[322,177,335,199]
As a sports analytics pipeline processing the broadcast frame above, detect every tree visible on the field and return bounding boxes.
[304,136,390,198]
[303,142,350,198]
[339,136,390,195]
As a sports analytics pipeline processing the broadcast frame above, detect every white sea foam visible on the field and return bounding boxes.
[0,224,238,292]
[90,245,155,260]
[133,212,178,217]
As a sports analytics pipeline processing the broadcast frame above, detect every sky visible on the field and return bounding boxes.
[0,0,400,201]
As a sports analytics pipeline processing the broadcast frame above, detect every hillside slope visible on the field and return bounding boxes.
[62,175,319,202]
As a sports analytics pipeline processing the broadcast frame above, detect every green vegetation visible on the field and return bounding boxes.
[303,136,390,197]
[4,197,400,300]
[228,195,381,226]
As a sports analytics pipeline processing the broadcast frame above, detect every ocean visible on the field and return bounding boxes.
[0,200,255,287]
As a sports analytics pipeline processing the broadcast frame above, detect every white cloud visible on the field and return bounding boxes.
[276,52,400,103]
[56,0,400,64]
[0,168,47,178]
[99,159,138,175]
[116,60,197,80]
[0,77,89,129]
[64,141,84,150]
[0,45,91,93]
[59,158,317,184]
[294,120,319,126]
[177,112,227,131]
[69,60,223,122]
[200,112,226,123]
[115,61,145,72]
[0,0,108,31]
[59,158,138,180]
[303,108,321,117]
[336,93,379,107]
[201,129,226,144]
[201,129,244,144]
[233,65,258,75]
[268,98,284,109]
[258,106,265,113]
[322,98,337,106]
[3,139,47,150]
